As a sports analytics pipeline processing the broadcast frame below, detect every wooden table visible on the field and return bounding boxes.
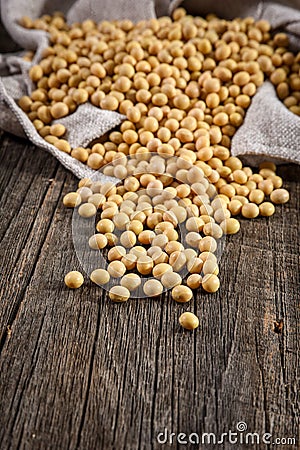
[0,18,299,449]
[0,132,299,450]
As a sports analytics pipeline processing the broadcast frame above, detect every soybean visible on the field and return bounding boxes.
[64,271,84,289]
[179,312,199,330]
[109,286,130,302]
[171,285,193,302]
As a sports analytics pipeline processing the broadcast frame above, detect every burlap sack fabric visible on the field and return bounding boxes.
[0,0,299,179]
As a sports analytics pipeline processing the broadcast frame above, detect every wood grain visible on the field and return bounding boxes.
[0,134,299,450]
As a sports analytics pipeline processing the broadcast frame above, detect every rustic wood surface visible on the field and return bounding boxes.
[0,18,299,450]
[0,132,299,450]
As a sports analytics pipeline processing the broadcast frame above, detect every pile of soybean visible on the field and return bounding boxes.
[19,7,300,164]
[18,9,295,330]
[62,151,289,331]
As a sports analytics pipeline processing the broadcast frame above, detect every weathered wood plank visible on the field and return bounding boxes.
[0,138,68,346]
[0,135,299,450]
[0,151,93,449]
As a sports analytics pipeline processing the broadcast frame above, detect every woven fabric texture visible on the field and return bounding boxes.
[0,0,299,180]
